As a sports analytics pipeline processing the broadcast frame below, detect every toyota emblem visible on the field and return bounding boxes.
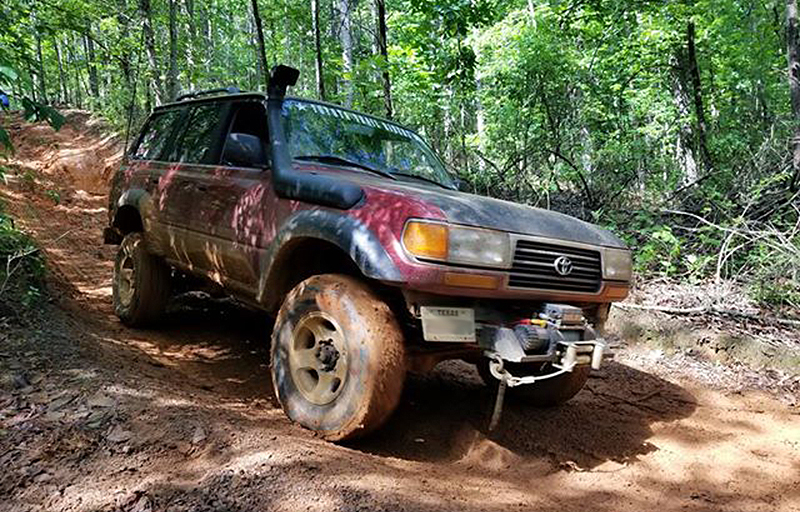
[553,256,573,276]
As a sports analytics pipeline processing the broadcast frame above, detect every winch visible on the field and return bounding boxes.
[477,303,609,430]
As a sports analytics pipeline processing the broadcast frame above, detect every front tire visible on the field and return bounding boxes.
[113,233,171,327]
[271,274,406,441]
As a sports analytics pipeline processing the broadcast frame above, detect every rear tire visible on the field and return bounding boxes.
[478,361,590,407]
[112,233,171,327]
[271,274,406,441]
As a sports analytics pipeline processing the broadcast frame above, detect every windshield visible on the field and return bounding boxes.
[280,99,455,188]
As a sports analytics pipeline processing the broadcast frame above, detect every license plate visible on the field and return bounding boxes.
[420,307,476,342]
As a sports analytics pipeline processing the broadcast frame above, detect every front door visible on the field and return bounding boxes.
[158,101,230,273]
[196,100,274,297]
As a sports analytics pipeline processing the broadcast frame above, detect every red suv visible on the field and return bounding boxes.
[105,66,632,440]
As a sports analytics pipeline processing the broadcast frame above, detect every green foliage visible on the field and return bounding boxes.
[45,189,60,204]
[0,128,11,156]
[0,201,45,315]
[21,98,65,131]
[0,0,798,314]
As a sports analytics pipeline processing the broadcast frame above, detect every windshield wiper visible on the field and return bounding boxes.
[294,155,396,180]
[390,171,454,190]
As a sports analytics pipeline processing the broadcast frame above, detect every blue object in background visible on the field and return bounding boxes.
[0,93,9,109]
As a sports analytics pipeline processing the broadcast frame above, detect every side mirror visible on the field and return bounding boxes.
[222,133,267,168]
[454,177,470,192]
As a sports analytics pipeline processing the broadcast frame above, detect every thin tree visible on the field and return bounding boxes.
[35,22,48,103]
[787,0,800,190]
[54,36,68,104]
[374,0,392,118]
[184,0,197,89]
[250,0,270,90]
[312,0,326,100]
[139,0,164,104]
[84,30,100,98]
[686,21,712,173]
[339,0,354,106]
[166,0,179,100]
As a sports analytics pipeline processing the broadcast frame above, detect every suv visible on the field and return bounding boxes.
[105,66,632,441]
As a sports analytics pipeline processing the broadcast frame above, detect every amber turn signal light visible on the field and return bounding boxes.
[403,221,448,260]
[605,284,630,300]
[443,272,500,290]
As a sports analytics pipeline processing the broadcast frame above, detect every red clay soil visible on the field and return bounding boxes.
[0,112,798,512]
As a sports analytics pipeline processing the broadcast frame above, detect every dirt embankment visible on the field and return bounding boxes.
[0,113,799,512]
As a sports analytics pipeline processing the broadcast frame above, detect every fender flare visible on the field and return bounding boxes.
[257,210,403,308]
[109,188,156,238]
[116,188,149,211]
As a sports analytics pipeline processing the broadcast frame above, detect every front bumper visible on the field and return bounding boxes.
[476,307,609,386]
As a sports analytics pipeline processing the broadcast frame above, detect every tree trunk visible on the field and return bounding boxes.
[201,0,213,77]
[250,0,270,90]
[339,0,354,106]
[475,76,486,172]
[184,0,196,89]
[787,0,800,191]
[672,53,698,186]
[117,0,132,93]
[139,0,164,104]
[54,37,68,104]
[686,21,713,172]
[26,59,37,103]
[84,31,100,98]
[67,38,83,108]
[312,0,326,100]
[374,0,392,118]
[35,31,48,103]
[166,0,179,101]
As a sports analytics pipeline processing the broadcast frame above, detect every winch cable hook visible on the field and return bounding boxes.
[487,356,506,431]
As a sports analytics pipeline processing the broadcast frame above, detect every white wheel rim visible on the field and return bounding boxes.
[289,312,348,405]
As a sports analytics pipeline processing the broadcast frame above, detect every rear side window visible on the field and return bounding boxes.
[131,110,182,160]
[169,103,226,164]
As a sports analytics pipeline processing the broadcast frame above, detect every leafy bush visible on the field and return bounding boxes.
[0,200,44,315]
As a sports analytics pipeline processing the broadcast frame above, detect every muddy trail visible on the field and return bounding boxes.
[0,113,799,512]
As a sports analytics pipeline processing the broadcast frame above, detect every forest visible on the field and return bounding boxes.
[2,0,800,311]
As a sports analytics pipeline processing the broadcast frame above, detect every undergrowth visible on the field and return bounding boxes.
[0,193,45,318]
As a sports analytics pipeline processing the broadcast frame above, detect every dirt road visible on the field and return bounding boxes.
[1,113,799,512]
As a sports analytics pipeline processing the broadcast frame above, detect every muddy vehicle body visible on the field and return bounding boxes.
[105,66,632,440]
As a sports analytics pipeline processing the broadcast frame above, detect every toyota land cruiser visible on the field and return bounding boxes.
[105,65,632,440]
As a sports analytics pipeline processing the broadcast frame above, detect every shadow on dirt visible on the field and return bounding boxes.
[352,360,697,469]
[130,296,698,473]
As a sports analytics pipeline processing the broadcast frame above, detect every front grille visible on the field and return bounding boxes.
[508,239,602,293]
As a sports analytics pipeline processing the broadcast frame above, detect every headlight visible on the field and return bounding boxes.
[603,249,632,281]
[402,220,512,268]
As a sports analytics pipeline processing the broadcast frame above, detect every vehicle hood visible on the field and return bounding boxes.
[325,169,627,249]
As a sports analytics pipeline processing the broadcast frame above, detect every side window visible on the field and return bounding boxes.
[131,110,182,160]
[228,102,269,141]
[169,103,226,164]
[221,102,269,167]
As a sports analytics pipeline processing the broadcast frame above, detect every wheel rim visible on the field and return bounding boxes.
[117,248,136,307]
[289,312,348,406]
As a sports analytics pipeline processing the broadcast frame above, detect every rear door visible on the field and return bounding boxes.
[127,108,184,257]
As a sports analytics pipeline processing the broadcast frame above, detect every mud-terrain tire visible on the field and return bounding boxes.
[271,274,406,441]
[478,362,590,407]
[112,233,171,327]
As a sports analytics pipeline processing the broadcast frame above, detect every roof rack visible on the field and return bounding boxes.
[174,86,241,102]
